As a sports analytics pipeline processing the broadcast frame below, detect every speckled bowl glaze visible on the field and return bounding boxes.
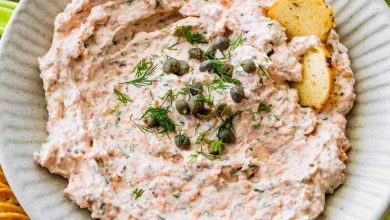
[0,0,389,219]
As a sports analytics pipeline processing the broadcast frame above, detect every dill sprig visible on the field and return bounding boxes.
[159,89,175,106]
[210,139,223,155]
[122,59,157,87]
[114,89,133,105]
[227,34,245,56]
[141,107,176,133]
[175,25,208,45]
[198,87,214,106]
[130,115,152,133]
[210,59,242,85]
[195,127,212,146]
[258,103,273,113]
[209,79,233,92]
[230,167,242,176]
[259,65,272,80]
[132,188,144,200]
[189,151,224,162]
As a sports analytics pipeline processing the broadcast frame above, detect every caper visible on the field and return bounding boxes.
[189,96,204,115]
[195,108,214,120]
[163,59,180,74]
[241,59,257,73]
[217,126,236,143]
[208,140,224,155]
[215,103,233,120]
[199,60,213,72]
[175,99,190,115]
[213,36,230,51]
[220,64,234,76]
[230,86,246,103]
[177,60,190,75]
[189,82,203,95]
[174,134,191,150]
[188,48,203,60]
[143,115,159,128]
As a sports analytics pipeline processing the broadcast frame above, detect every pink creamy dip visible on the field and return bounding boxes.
[35,0,355,219]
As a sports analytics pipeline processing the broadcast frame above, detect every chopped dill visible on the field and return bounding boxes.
[113,89,133,105]
[210,139,223,155]
[167,42,179,50]
[175,25,208,45]
[189,151,224,162]
[259,65,272,80]
[230,167,242,176]
[195,127,212,146]
[141,107,176,133]
[274,115,281,121]
[130,115,152,133]
[132,188,144,200]
[172,192,181,199]
[209,79,233,92]
[122,59,157,87]
[159,89,175,106]
[227,33,245,56]
[258,103,273,113]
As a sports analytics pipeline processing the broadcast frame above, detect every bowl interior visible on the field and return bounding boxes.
[0,0,389,219]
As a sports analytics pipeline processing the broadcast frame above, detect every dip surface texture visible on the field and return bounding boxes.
[35,0,355,219]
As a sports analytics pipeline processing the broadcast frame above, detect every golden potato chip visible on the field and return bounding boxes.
[0,183,9,190]
[0,170,8,185]
[0,213,29,220]
[0,189,19,205]
[0,202,25,214]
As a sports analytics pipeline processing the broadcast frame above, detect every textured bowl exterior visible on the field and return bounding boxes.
[0,0,389,219]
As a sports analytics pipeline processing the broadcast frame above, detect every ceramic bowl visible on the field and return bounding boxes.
[0,0,389,219]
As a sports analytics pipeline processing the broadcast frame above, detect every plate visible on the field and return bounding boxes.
[0,0,389,219]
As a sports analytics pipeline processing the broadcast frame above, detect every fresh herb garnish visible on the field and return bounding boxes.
[114,89,133,105]
[198,87,214,106]
[259,65,272,80]
[209,79,233,92]
[210,139,223,155]
[195,127,212,146]
[159,89,175,106]
[141,107,176,133]
[258,103,273,113]
[175,25,208,45]
[274,115,281,121]
[230,167,242,176]
[122,59,157,87]
[254,188,265,192]
[189,151,223,162]
[130,115,152,133]
[227,34,245,56]
[209,59,242,85]
[172,192,181,199]
[167,42,179,50]
[132,188,144,199]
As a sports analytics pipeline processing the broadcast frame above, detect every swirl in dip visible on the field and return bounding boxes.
[35,0,355,219]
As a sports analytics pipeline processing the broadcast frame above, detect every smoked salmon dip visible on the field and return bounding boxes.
[35,0,355,219]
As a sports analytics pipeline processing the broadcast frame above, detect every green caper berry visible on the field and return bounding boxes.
[213,36,230,51]
[175,99,190,115]
[199,60,213,72]
[174,134,191,150]
[177,60,190,75]
[241,59,257,73]
[220,64,234,76]
[189,96,204,115]
[189,82,204,95]
[230,86,246,103]
[188,48,203,59]
[143,115,159,128]
[163,59,180,74]
[217,127,236,143]
[215,103,233,119]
